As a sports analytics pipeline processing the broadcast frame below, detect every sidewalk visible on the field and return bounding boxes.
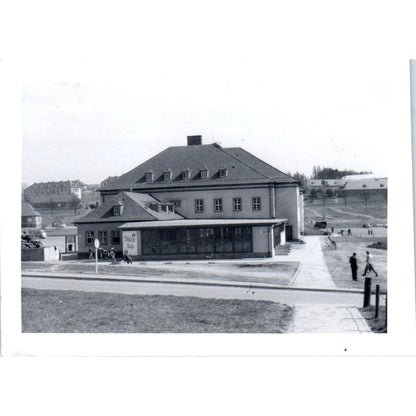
[21,236,372,333]
[286,236,336,289]
[288,304,371,333]
[284,236,371,333]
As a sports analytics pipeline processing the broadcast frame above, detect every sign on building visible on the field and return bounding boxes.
[122,231,140,256]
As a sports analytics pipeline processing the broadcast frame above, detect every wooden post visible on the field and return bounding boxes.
[363,277,372,308]
[374,284,380,318]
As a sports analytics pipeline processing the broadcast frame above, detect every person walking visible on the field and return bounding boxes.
[123,251,133,264]
[349,253,358,281]
[362,250,378,277]
[110,248,116,263]
[88,248,94,260]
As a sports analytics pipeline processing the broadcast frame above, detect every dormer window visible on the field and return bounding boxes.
[163,171,172,181]
[200,169,209,179]
[112,204,124,216]
[145,171,154,182]
[218,168,228,178]
[181,169,190,180]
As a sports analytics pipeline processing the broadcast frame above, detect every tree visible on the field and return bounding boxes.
[69,195,81,216]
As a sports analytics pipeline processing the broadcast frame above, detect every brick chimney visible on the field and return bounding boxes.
[187,135,202,146]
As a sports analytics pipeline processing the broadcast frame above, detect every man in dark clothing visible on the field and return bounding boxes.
[349,253,358,281]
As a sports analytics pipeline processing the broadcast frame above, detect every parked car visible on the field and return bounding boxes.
[21,228,47,239]
[314,221,327,229]
[31,240,45,248]
[21,240,35,248]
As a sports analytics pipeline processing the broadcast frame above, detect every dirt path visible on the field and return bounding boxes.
[326,206,374,220]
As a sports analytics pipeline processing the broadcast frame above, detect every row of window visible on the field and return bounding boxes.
[145,167,228,182]
[85,230,121,246]
[142,226,253,255]
[194,197,262,213]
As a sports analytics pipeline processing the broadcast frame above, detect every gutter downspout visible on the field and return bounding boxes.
[269,185,276,218]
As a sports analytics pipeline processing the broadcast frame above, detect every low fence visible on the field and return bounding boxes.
[21,246,60,262]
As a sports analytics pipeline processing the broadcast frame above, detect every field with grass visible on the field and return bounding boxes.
[21,260,299,286]
[321,234,387,291]
[22,288,294,333]
[303,198,387,234]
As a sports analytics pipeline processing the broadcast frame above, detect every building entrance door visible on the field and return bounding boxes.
[285,225,293,241]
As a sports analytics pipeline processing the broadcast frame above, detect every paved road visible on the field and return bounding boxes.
[22,274,368,307]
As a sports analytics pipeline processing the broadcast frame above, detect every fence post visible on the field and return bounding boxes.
[363,277,372,307]
[374,284,380,318]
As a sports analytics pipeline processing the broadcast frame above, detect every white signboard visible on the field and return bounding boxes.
[94,238,100,249]
[122,230,139,256]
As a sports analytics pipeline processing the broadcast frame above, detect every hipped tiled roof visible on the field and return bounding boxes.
[99,143,298,192]
[21,202,41,216]
[73,192,184,224]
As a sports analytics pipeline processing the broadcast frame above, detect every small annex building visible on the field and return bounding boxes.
[21,201,42,229]
[74,136,304,260]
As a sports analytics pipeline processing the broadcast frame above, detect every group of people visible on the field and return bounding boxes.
[88,247,116,263]
[349,251,379,281]
[88,247,134,264]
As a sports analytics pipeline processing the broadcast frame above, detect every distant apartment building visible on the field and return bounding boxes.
[23,179,102,211]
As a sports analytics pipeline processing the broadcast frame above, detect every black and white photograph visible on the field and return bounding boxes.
[20,97,389,335]
[1,2,416,414]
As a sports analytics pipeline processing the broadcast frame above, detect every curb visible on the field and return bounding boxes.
[21,271,369,294]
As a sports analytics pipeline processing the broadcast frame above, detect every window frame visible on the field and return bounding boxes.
[195,199,204,213]
[111,230,121,245]
[252,196,262,211]
[145,171,154,182]
[233,197,242,212]
[85,231,94,245]
[200,169,209,179]
[181,170,190,180]
[98,231,108,245]
[218,168,228,178]
[213,198,223,212]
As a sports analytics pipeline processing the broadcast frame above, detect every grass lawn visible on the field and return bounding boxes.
[321,234,387,333]
[358,306,387,333]
[321,235,387,291]
[303,199,387,234]
[21,261,299,286]
[22,288,294,333]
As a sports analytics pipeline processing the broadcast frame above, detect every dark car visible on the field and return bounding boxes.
[31,240,45,248]
[314,221,327,229]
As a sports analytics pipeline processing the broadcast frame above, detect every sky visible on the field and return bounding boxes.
[19,1,414,186]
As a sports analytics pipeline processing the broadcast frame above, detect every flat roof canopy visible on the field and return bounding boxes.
[118,218,287,229]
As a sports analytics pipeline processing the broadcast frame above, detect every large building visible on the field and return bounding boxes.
[24,180,83,209]
[74,136,304,260]
[341,176,387,202]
